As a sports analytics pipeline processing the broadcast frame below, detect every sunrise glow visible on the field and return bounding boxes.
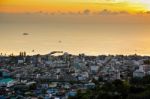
[0,0,150,13]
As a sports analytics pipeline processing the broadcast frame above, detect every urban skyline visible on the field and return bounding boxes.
[1,1,150,99]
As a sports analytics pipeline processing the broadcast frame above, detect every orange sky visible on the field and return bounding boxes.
[0,0,150,13]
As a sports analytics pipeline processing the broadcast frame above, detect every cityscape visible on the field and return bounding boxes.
[0,51,150,99]
[1,0,150,99]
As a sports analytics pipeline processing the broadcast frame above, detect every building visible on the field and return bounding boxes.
[133,69,145,78]
[133,65,145,78]
[0,78,15,87]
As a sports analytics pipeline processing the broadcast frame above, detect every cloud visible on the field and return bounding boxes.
[83,9,91,15]
[98,9,129,15]
[0,9,149,17]
[146,11,150,14]
[98,9,119,15]
[120,11,129,14]
[99,9,113,15]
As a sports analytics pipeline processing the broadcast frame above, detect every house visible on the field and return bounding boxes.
[0,78,15,87]
[133,65,145,78]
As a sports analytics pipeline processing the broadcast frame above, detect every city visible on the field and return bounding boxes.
[1,0,150,99]
[0,51,150,99]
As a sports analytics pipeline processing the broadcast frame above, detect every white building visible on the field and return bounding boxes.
[90,66,99,73]
[18,60,24,64]
[133,65,145,78]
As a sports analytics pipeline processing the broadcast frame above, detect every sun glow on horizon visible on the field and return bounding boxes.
[127,0,150,11]
[0,0,150,13]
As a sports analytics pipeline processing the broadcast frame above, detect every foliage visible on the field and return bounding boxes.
[69,76,150,99]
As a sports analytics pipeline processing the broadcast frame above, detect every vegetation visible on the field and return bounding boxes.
[69,76,150,99]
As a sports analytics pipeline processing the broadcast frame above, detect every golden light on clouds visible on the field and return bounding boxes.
[0,0,150,13]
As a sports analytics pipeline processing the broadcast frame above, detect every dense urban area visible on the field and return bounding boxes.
[1,51,150,99]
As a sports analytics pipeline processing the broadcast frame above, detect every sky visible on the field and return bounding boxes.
[0,0,150,55]
[1,0,150,13]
